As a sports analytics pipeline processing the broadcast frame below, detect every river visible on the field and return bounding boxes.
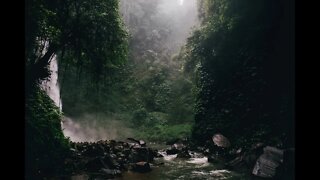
[116,150,248,180]
[50,147,249,180]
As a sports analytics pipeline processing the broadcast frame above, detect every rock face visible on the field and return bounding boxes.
[252,146,284,178]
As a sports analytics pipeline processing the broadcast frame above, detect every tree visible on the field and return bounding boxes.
[25,0,128,91]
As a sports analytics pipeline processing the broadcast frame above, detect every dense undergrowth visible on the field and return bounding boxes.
[25,86,70,179]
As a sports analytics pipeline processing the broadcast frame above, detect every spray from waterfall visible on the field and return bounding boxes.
[61,115,134,142]
[40,52,134,142]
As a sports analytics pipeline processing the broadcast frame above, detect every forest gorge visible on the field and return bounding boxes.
[25,0,294,179]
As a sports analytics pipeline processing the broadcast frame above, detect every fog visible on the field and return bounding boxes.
[62,114,134,142]
[120,0,199,56]
[59,0,200,142]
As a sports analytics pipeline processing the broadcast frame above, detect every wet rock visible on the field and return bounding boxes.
[212,134,231,148]
[113,145,124,154]
[252,146,284,178]
[228,148,242,157]
[173,143,186,150]
[155,153,164,158]
[63,139,160,177]
[82,144,105,157]
[122,149,131,157]
[154,150,164,158]
[127,138,144,145]
[147,148,160,159]
[127,141,140,149]
[166,147,179,155]
[101,168,121,176]
[129,147,154,162]
[165,142,187,155]
[139,140,146,147]
[102,154,120,169]
[166,138,181,145]
[132,162,151,173]
[225,143,265,171]
[84,157,108,172]
[208,154,221,163]
[177,149,191,158]
[225,155,245,170]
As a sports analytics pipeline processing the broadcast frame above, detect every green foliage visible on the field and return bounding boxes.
[132,108,148,126]
[25,1,129,178]
[25,86,70,178]
[26,0,128,85]
[186,0,294,146]
[136,123,193,142]
[60,0,197,143]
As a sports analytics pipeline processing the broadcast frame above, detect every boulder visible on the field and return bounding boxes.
[139,140,146,147]
[102,154,120,169]
[252,146,284,178]
[166,138,181,145]
[166,147,179,155]
[173,143,186,150]
[177,149,191,158]
[82,144,105,157]
[129,147,154,162]
[225,143,265,171]
[212,134,231,148]
[127,138,146,147]
[101,168,121,176]
[84,157,108,172]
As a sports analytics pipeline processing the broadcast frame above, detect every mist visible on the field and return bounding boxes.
[59,0,200,142]
[62,114,134,142]
[120,0,199,55]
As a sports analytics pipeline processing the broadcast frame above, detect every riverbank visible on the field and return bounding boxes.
[39,136,294,180]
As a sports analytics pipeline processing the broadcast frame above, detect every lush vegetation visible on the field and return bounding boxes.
[60,0,198,142]
[25,0,294,177]
[25,86,70,178]
[59,0,294,147]
[185,0,294,148]
[25,0,128,178]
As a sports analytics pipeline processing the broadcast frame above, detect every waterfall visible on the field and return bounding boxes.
[40,54,62,111]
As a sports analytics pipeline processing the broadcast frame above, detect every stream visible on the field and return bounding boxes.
[116,152,248,180]
[47,144,249,180]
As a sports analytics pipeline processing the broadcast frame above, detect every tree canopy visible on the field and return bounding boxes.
[25,0,128,87]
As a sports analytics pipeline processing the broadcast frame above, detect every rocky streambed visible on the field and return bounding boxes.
[43,136,294,180]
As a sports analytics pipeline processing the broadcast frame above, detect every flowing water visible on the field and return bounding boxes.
[41,53,62,111]
[53,150,248,180]
[115,151,248,180]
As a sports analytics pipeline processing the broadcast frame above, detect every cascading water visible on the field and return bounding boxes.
[39,53,85,141]
[39,46,134,142]
[40,54,62,111]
